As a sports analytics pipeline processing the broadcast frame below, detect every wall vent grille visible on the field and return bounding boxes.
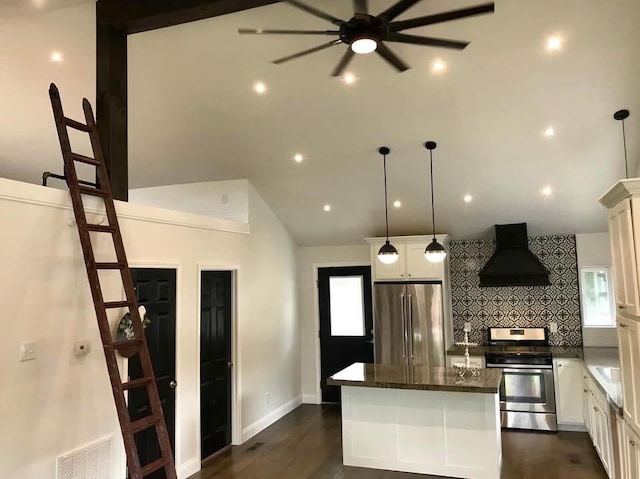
[56,437,111,479]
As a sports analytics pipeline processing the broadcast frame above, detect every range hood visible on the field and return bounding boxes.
[479,223,550,287]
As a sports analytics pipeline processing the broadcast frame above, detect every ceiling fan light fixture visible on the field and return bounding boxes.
[351,37,378,54]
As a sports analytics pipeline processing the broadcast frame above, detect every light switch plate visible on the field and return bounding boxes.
[19,341,37,362]
[549,322,558,333]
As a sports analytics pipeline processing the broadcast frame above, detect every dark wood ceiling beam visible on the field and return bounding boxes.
[98,0,281,34]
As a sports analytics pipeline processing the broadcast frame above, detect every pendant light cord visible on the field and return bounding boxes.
[383,152,390,240]
[622,119,629,179]
[429,149,436,240]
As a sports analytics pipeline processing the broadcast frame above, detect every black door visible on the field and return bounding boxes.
[128,268,177,479]
[318,266,374,403]
[200,271,233,460]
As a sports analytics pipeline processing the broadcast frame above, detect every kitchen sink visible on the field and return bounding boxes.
[593,366,621,383]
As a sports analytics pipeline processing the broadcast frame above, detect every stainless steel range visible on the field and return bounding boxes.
[485,327,557,432]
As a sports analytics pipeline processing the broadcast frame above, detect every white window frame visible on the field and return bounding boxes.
[579,266,616,329]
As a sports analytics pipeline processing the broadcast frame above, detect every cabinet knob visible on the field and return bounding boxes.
[630,440,637,447]
[620,324,628,328]
[408,274,411,277]
[583,389,589,393]
[593,406,599,412]
[619,304,626,309]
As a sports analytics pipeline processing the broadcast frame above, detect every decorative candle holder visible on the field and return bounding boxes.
[452,325,480,378]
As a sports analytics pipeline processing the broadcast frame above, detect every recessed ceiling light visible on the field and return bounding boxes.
[546,36,563,52]
[294,153,304,163]
[431,59,447,73]
[323,204,331,212]
[393,200,402,208]
[343,72,356,84]
[351,38,377,54]
[464,194,473,203]
[253,81,267,94]
[50,51,63,63]
[544,126,555,137]
[541,186,553,197]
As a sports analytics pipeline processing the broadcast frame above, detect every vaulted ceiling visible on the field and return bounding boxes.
[2,0,639,245]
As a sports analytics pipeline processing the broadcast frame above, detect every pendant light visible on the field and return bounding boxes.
[424,141,446,263]
[377,146,399,264]
[614,109,631,178]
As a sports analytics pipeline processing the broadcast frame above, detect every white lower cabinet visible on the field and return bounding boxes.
[622,420,640,479]
[583,368,614,478]
[555,359,585,426]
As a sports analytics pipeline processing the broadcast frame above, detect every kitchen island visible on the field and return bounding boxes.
[327,363,503,479]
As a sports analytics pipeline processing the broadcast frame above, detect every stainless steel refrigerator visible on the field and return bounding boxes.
[373,282,445,367]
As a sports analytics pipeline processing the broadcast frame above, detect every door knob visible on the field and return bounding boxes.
[227,361,233,368]
[169,380,177,389]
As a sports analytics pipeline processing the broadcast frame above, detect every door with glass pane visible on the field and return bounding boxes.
[318,266,374,403]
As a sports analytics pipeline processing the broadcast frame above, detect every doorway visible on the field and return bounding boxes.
[318,266,374,403]
[127,268,177,478]
[200,271,233,460]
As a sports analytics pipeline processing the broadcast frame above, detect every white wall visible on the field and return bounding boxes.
[130,180,249,223]
[0,178,300,479]
[576,232,617,347]
[296,245,370,403]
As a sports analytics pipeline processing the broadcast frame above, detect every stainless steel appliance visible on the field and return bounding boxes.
[373,282,445,367]
[485,327,557,432]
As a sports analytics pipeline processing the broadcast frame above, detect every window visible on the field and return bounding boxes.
[580,267,616,328]
[329,275,365,336]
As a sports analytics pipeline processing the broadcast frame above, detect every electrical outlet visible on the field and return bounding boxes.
[19,341,37,362]
[549,322,558,333]
[74,340,92,357]
[265,392,270,404]
[464,322,471,332]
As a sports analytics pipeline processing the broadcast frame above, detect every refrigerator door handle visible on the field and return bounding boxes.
[400,293,407,358]
[408,294,414,361]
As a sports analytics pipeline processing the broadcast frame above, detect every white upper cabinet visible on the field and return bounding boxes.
[366,235,449,282]
[608,198,640,316]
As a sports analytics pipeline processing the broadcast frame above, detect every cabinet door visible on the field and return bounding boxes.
[597,405,613,478]
[555,359,586,425]
[583,374,592,434]
[618,414,629,479]
[372,243,406,280]
[625,422,640,479]
[619,317,640,433]
[405,243,444,280]
[609,199,640,315]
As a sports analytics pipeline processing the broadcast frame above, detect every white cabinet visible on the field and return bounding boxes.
[608,199,640,316]
[618,316,640,434]
[623,421,640,479]
[366,235,449,282]
[555,359,585,426]
[583,369,614,478]
[583,372,593,437]
[447,355,485,368]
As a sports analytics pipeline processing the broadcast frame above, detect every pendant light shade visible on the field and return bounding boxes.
[377,147,399,265]
[424,141,446,263]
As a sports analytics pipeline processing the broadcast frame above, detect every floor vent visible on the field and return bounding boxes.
[56,437,111,479]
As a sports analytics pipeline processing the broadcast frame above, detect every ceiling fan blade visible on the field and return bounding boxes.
[378,0,422,22]
[331,48,356,77]
[376,43,410,72]
[389,2,494,32]
[238,28,340,35]
[385,32,469,49]
[285,0,345,25]
[353,0,368,15]
[273,39,343,65]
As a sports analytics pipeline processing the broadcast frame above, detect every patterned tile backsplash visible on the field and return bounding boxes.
[450,234,582,347]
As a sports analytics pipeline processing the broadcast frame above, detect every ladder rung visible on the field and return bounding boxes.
[131,414,160,434]
[87,224,116,233]
[78,185,108,197]
[112,339,143,350]
[122,377,153,391]
[140,458,168,476]
[104,300,132,309]
[95,262,124,270]
[64,117,91,132]
[72,153,100,166]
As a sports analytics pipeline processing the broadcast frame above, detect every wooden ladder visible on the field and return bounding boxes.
[48,83,177,479]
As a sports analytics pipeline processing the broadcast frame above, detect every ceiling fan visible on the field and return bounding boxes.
[238,0,495,76]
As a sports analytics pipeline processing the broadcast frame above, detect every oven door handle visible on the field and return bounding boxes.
[486,363,553,371]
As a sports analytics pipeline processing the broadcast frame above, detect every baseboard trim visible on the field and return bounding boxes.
[179,457,200,479]
[302,393,320,404]
[241,395,302,443]
[558,423,587,432]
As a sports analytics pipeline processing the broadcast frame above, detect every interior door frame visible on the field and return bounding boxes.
[196,263,241,463]
[311,261,370,404]
[120,262,181,479]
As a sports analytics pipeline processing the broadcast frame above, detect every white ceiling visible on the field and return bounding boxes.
[1,1,639,245]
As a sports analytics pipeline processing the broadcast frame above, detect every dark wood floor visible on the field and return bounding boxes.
[190,404,607,479]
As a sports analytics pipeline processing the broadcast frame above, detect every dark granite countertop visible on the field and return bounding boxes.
[327,362,502,394]
[446,346,488,357]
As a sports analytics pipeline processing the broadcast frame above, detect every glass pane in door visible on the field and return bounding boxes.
[501,372,546,404]
[329,276,365,336]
